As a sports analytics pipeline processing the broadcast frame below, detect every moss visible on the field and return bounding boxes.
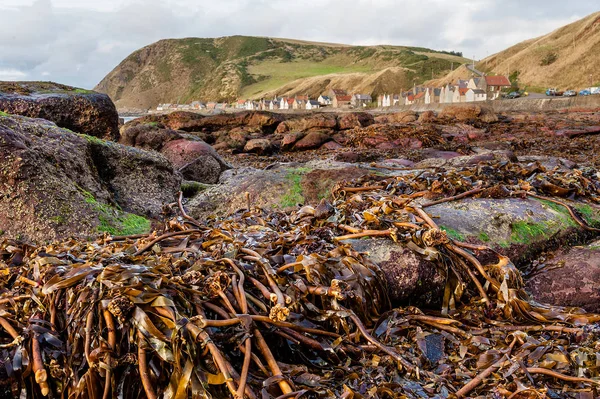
[537,199,578,228]
[575,204,600,227]
[478,232,490,242]
[0,111,9,117]
[71,88,94,94]
[77,133,106,145]
[146,122,160,127]
[181,181,210,197]
[79,188,151,236]
[49,215,66,224]
[510,221,548,244]
[440,226,465,241]
[280,168,310,208]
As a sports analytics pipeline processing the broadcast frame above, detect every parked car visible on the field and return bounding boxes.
[579,89,591,96]
[507,91,521,99]
[563,90,577,97]
[546,88,558,96]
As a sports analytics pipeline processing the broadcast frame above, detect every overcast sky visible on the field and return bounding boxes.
[0,0,597,88]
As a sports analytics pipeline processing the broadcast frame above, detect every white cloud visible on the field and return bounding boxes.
[0,0,597,88]
[0,69,27,80]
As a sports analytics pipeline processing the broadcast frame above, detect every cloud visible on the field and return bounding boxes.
[0,0,597,88]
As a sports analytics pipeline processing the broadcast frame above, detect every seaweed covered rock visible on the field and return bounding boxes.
[0,114,180,243]
[276,113,338,133]
[0,81,119,140]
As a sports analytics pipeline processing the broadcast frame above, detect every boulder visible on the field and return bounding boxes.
[0,82,119,140]
[119,124,183,151]
[375,111,418,124]
[338,112,374,130]
[0,114,180,244]
[276,114,338,133]
[293,131,331,150]
[161,139,229,184]
[320,141,343,151]
[244,138,273,154]
[439,105,498,123]
[281,132,306,150]
[525,242,600,313]
[345,239,445,305]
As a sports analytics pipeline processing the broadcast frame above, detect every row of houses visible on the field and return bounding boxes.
[378,75,512,107]
[156,89,375,112]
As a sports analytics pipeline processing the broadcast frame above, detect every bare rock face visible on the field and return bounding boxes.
[525,243,600,313]
[0,81,119,140]
[0,114,180,244]
[161,139,229,184]
[119,124,183,151]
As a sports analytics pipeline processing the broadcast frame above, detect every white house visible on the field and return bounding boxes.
[444,84,454,103]
[318,95,332,106]
[466,89,487,102]
[452,87,468,103]
[306,100,320,110]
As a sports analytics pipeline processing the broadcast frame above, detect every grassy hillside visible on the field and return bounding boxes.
[475,12,600,92]
[95,36,469,109]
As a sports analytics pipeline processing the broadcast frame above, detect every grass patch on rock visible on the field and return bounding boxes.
[510,220,548,244]
[0,111,9,117]
[280,168,311,208]
[440,226,465,241]
[80,188,151,236]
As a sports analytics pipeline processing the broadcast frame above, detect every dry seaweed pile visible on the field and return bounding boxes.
[1,161,600,399]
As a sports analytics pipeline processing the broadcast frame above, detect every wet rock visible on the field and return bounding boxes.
[293,131,331,150]
[276,113,338,133]
[382,158,415,167]
[338,112,374,130]
[0,81,119,140]
[0,114,180,243]
[161,139,229,184]
[244,138,273,155]
[345,238,445,306]
[525,242,600,313]
[551,126,600,138]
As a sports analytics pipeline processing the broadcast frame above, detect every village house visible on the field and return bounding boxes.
[318,95,331,106]
[333,95,352,108]
[468,77,483,90]
[452,87,468,103]
[444,84,454,103]
[156,103,171,111]
[378,94,391,107]
[405,93,415,106]
[329,88,348,99]
[293,97,306,110]
[351,94,372,108]
[483,75,511,100]
[425,88,441,104]
[191,101,206,110]
[306,100,320,110]
[270,98,281,110]
[413,91,425,105]
[466,88,487,102]
[279,97,291,110]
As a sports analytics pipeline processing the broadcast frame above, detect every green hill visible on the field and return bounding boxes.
[95,36,469,110]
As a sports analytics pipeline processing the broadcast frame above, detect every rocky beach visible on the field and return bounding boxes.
[0,80,599,398]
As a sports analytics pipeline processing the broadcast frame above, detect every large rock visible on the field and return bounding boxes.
[338,112,374,130]
[127,111,284,133]
[293,131,331,150]
[0,81,119,140]
[243,138,273,154]
[0,114,180,244]
[439,105,498,123]
[345,239,445,305]
[375,111,418,124]
[161,139,229,184]
[525,242,600,313]
[276,113,338,133]
[119,124,183,151]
